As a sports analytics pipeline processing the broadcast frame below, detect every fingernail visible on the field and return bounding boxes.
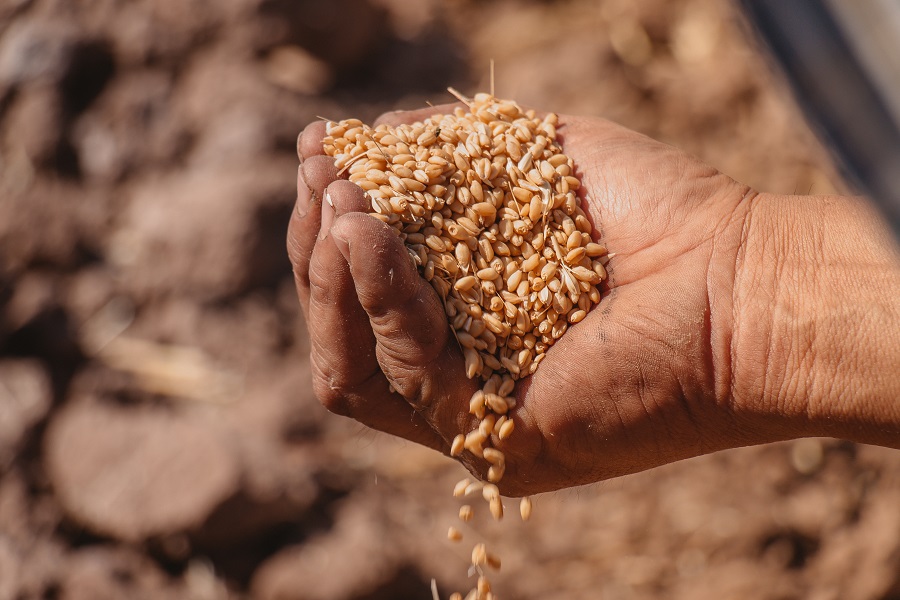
[318,190,334,240]
[296,167,311,218]
[296,132,304,163]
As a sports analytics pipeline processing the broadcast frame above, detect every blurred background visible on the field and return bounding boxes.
[1,0,899,598]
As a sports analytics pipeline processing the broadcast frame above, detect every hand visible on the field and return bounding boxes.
[288,106,900,496]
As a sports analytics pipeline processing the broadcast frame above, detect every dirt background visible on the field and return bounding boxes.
[1,0,899,598]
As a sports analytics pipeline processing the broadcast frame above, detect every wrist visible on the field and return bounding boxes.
[730,191,900,446]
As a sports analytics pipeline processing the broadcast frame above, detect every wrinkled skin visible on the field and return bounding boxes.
[288,104,900,496]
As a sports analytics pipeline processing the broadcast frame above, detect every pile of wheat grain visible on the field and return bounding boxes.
[323,90,607,600]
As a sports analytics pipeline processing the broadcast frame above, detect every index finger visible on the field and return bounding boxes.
[297,120,328,162]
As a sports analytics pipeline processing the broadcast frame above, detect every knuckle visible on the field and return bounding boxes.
[313,382,352,418]
[367,295,448,367]
[310,358,352,417]
[286,222,310,272]
[355,264,419,318]
[374,346,435,408]
[307,257,338,302]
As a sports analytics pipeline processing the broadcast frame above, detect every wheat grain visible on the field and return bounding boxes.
[520,496,533,521]
[448,526,463,542]
[323,90,609,600]
[453,478,472,497]
[451,434,466,457]
[489,496,504,520]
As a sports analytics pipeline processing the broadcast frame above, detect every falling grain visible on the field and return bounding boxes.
[322,89,609,600]
[520,497,533,521]
[459,504,474,522]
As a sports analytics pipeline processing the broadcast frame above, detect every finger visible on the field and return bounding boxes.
[373,102,465,127]
[287,155,341,313]
[307,181,446,451]
[297,120,327,162]
[330,212,480,438]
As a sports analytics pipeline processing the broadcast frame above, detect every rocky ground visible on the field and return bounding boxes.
[1,0,898,599]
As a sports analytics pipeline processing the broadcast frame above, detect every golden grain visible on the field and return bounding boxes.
[489,496,504,520]
[464,481,484,497]
[464,430,487,457]
[483,447,505,465]
[459,504,474,522]
[472,543,487,567]
[520,497,533,521]
[497,376,515,397]
[323,91,610,600]
[482,483,500,501]
[476,419,492,440]
[484,392,509,415]
[451,434,466,457]
[477,576,491,596]
[453,478,472,497]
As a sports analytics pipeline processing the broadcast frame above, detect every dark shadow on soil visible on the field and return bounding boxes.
[186,468,357,587]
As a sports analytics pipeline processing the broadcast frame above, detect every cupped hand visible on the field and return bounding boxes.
[288,105,764,496]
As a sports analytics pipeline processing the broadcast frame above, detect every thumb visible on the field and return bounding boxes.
[330,212,479,437]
